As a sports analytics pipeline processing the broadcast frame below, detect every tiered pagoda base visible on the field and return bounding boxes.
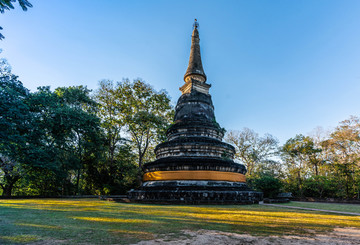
[128,156,263,204]
[128,180,262,204]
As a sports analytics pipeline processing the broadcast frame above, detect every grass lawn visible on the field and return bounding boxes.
[0,199,359,244]
[276,201,360,213]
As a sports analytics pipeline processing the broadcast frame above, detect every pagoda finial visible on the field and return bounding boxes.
[184,19,206,83]
[193,19,199,29]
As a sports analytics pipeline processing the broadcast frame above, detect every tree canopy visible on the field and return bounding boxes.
[1,52,359,200]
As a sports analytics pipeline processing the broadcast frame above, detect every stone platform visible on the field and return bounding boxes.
[129,180,262,204]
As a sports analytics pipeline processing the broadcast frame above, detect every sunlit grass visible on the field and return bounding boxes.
[0,198,359,244]
[14,223,61,229]
[72,216,161,223]
[276,201,360,213]
[0,235,39,243]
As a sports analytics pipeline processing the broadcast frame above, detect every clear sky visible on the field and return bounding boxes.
[1,0,360,144]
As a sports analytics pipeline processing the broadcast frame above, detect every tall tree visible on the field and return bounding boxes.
[24,85,103,196]
[0,57,30,196]
[113,79,173,171]
[54,86,103,195]
[94,79,173,188]
[281,134,324,197]
[322,116,360,199]
[95,80,125,177]
[92,80,140,194]
[225,128,279,176]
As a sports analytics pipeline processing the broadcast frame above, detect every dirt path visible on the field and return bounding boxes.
[261,203,360,216]
[133,228,360,245]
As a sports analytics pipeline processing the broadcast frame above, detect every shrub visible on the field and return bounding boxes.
[248,173,283,198]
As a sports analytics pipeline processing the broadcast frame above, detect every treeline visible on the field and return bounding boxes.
[226,119,360,200]
[1,58,359,200]
[0,58,173,196]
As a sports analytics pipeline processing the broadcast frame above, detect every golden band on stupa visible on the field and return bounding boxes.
[143,171,246,182]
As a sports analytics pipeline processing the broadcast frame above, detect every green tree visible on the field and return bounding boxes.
[93,79,173,191]
[55,86,103,195]
[281,134,323,197]
[282,135,308,197]
[92,80,140,194]
[113,79,173,171]
[95,80,126,176]
[322,116,360,199]
[23,85,103,196]
[0,57,30,196]
[84,144,138,195]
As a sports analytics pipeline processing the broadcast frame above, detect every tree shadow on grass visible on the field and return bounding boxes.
[1,199,360,244]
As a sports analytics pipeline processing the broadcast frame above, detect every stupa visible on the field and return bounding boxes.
[128,20,263,204]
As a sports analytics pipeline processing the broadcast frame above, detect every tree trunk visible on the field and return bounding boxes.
[76,168,81,195]
[314,163,318,176]
[137,159,143,186]
[298,170,303,198]
[2,183,14,197]
[1,174,20,197]
[137,146,145,185]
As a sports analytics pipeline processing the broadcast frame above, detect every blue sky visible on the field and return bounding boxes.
[2,0,360,143]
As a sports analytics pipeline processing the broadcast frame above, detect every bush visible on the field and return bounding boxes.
[248,173,283,198]
[302,176,338,198]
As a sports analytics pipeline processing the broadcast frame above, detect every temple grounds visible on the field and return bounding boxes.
[0,199,359,244]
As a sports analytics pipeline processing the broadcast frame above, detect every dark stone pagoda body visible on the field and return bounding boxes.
[128,21,262,204]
